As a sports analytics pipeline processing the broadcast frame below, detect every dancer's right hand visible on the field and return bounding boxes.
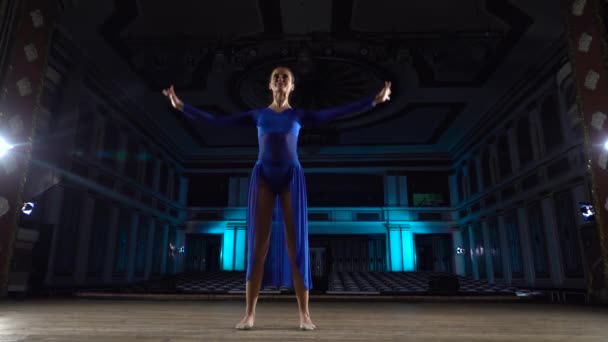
[162,85,184,111]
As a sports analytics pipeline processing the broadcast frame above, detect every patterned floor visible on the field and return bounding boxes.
[171,271,519,296]
[174,271,286,294]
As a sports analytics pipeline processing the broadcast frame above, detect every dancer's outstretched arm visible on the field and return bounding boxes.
[301,81,392,125]
[163,85,254,126]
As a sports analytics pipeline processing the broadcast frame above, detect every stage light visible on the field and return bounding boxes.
[604,140,608,150]
[21,202,35,215]
[580,202,595,221]
[0,137,14,157]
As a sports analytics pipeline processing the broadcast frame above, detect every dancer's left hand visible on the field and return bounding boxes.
[373,81,391,106]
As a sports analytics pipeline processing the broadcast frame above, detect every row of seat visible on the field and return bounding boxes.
[171,271,518,295]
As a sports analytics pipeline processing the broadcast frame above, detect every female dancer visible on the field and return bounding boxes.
[163,67,391,330]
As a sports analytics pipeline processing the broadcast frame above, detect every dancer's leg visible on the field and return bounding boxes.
[236,182,275,330]
[280,190,315,330]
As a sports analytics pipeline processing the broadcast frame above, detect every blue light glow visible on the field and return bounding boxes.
[235,228,246,271]
[401,231,414,271]
[0,137,13,157]
[389,229,402,271]
[222,229,235,270]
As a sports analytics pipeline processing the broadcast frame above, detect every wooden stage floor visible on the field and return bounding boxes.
[0,298,606,341]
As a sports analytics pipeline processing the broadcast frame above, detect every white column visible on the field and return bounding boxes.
[167,167,175,200]
[452,228,464,276]
[160,223,169,274]
[528,109,543,159]
[44,187,65,284]
[488,145,499,185]
[462,164,469,200]
[152,158,161,193]
[507,127,520,173]
[126,213,139,282]
[175,229,186,273]
[397,175,408,207]
[384,175,397,206]
[498,215,512,285]
[517,207,535,286]
[102,207,120,284]
[482,221,494,283]
[236,224,247,271]
[179,176,189,206]
[178,177,189,222]
[401,228,415,271]
[144,217,155,280]
[74,196,95,284]
[541,196,565,287]
[468,226,479,280]
[448,173,459,206]
[472,154,483,194]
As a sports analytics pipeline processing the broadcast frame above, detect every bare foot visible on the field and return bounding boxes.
[299,313,316,331]
[235,314,255,330]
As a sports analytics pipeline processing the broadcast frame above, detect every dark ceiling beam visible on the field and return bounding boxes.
[477,0,533,83]
[99,0,138,61]
[331,0,354,37]
[258,0,283,35]
[410,0,533,87]
[427,103,466,144]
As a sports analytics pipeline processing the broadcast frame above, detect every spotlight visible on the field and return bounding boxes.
[21,202,35,215]
[604,140,608,150]
[0,137,14,157]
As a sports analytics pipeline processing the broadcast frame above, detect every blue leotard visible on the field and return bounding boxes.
[182,98,374,193]
[182,97,374,289]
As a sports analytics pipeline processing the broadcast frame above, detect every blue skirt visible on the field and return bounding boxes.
[245,161,313,290]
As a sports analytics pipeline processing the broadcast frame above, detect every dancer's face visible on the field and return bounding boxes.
[269,67,294,94]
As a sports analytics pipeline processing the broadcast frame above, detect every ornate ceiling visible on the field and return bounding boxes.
[57,0,566,162]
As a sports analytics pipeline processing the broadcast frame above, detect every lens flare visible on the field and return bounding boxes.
[0,137,13,157]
